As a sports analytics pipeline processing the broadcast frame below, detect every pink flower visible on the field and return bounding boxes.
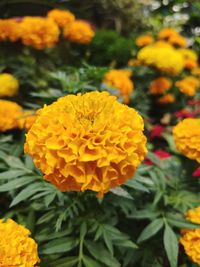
[174,109,196,119]
[145,149,171,165]
[150,125,164,139]
[192,167,200,177]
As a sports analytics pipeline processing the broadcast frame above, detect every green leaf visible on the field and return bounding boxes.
[82,255,102,267]
[115,239,138,249]
[85,241,120,267]
[163,223,178,267]
[0,170,28,180]
[138,218,164,243]
[48,257,78,267]
[0,176,36,192]
[41,237,79,254]
[167,217,200,229]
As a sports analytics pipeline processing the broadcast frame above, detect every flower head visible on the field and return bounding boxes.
[47,8,75,28]
[179,48,198,70]
[25,91,147,197]
[0,218,40,267]
[158,93,175,104]
[149,77,172,95]
[136,34,154,47]
[0,18,22,42]
[176,76,200,96]
[63,20,94,44]
[158,28,179,40]
[103,69,134,103]
[137,43,184,74]
[193,167,200,177]
[0,100,22,132]
[180,206,200,266]
[173,118,200,163]
[18,110,37,131]
[20,16,60,49]
[150,124,164,139]
[0,73,19,97]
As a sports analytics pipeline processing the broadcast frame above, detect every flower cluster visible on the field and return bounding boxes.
[0,8,95,49]
[179,48,198,70]
[0,100,23,132]
[136,34,154,47]
[0,73,19,97]
[0,218,40,267]
[175,76,200,96]
[173,118,200,163]
[158,28,187,47]
[103,69,134,103]
[25,91,147,197]
[180,206,200,266]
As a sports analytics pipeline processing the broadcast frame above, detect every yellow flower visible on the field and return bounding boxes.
[175,76,200,96]
[63,20,94,44]
[149,77,172,95]
[0,218,40,267]
[20,16,60,49]
[0,18,22,42]
[158,28,179,40]
[158,93,175,104]
[168,34,187,47]
[0,73,19,97]
[192,67,200,76]
[179,48,198,70]
[0,100,22,132]
[25,91,147,197]
[135,34,154,47]
[180,206,200,266]
[47,8,75,28]
[173,118,200,163]
[137,43,184,75]
[18,110,37,131]
[103,69,134,104]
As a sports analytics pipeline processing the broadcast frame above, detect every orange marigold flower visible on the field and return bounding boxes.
[176,76,200,96]
[63,20,94,44]
[158,93,175,104]
[137,43,184,75]
[180,206,200,266]
[135,34,154,47]
[0,100,22,132]
[149,77,172,95]
[103,69,134,104]
[179,48,198,70]
[47,8,75,28]
[173,118,200,163]
[20,16,60,49]
[168,34,187,47]
[24,91,147,197]
[0,18,22,42]
[0,73,19,97]
[0,218,40,267]
[18,110,37,131]
[192,67,200,76]
[158,28,179,40]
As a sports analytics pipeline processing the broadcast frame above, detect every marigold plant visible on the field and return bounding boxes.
[173,118,200,163]
[180,206,200,266]
[176,76,200,96]
[47,8,75,28]
[0,218,40,267]
[0,73,19,97]
[63,20,95,44]
[135,34,154,47]
[0,18,22,42]
[179,48,198,70]
[158,93,175,104]
[0,100,22,131]
[25,91,147,197]
[149,77,172,95]
[20,16,60,49]
[103,69,134,103]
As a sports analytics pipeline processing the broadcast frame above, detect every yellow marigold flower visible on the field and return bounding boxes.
[63,20,94,44]
[18,110,37,131]
[135,34,154,47]
[192,67,200,76]
[20,16,60,49]
[173,118,200,163]
[0,18,22,42]
[149,77,172,95]
[0,100,22,132]
[137,44,184,75]
[25,91,147,197]
[158,28,179,40]
[158,93,175,104]
[180,206,200,266]
[47,8,75,28]
[179,48,198,70]
[0,73,19,97]
[0,218,40,267]
[103,69,134,104]
[176,76,200,96]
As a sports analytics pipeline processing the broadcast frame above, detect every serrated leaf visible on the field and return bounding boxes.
[138,218,164,243]
[163,224,178,267]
